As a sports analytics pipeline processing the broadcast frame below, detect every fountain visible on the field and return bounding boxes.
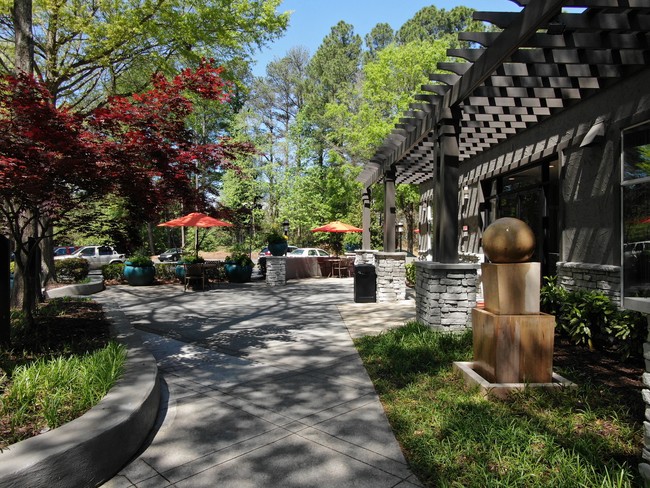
[453,217,575,398]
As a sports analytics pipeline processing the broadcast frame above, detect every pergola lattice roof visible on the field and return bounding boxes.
[358,0,650,187]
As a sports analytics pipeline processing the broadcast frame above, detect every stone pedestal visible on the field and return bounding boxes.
[266,256,286,286]
[472,308,555,383]
[375,252,406,302]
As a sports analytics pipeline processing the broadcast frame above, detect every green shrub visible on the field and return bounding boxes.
[55,258,89,283]
[125,254,153,266]
[102,262,125,281]
[540,276,646,359]
[180,255,205,264]
[155,263,177,281]
[405,262,416,286]
[225,252,254,267]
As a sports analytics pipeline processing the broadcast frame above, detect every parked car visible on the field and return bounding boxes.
[158,248,184,262]
[54,246,79,257]
[289,248,330,257]
[258,245,297,275]
[54,245,125,270]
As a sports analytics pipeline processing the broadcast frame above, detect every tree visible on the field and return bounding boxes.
[0,0,290,108]
[302,21,362,165]
[363,22,394,64]
[1,62,253,324]
[396,5,485,46]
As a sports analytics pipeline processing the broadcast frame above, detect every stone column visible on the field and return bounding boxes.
[265,256,286,286]
[415,262,479,332]
[375,252,406,302]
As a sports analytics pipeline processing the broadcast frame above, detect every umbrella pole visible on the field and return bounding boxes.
[194,227,199,257]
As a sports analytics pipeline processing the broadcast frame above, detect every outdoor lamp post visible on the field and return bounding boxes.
[282,219,290,238]
[396,221,404,252]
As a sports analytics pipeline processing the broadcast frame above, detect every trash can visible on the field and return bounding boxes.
[354,264,376,303]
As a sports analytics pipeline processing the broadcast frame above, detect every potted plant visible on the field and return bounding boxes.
[175,255,204,280]
[224,252,254,283]
[266,228,288,256]
[123,254,156,286]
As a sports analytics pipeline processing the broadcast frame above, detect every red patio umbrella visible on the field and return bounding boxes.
[311,221,362,233]
[158,212,233,228]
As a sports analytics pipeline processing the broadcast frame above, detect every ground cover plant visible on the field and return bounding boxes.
[0,298,126,449]
[355,322,644,487]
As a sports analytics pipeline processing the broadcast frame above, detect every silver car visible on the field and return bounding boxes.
[55,245,125,270]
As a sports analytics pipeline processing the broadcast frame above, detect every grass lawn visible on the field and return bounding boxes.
[355,322,643,488]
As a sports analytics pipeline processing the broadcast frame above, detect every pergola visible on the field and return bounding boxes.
[358,0,650,261]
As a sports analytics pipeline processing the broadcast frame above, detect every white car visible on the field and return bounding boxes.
[54,245,125,270]
[289,248,330,257]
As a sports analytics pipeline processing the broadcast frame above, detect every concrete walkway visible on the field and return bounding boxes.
[98,277,420,488]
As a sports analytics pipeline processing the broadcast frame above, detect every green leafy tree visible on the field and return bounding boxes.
[0,0,290,107]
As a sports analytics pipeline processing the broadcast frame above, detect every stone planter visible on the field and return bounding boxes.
[268,242,288,256]
[123,263,155,286]
[224,263,253,283]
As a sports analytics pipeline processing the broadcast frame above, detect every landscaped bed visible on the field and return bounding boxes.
[355,322,644,488]
[0,298,126,450]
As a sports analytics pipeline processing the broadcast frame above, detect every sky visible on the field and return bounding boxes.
[252,0,518,76]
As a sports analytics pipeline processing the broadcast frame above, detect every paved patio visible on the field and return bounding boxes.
[97,277,420,487]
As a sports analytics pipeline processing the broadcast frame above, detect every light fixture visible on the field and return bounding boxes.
[282,219,289,236]
[463,186,470,200]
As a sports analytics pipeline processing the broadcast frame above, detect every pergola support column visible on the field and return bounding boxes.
[434,112,460,263]
[383,169,396,252]
[362,188,371,250]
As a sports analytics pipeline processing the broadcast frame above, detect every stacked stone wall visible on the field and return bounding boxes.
[556,261,621,303]
[375,252,406,302]
[415,263,479,332]
[265,256,286,286]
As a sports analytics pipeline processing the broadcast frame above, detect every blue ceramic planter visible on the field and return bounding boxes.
[123,263,156,286]
[224,264,253,283]
[268,242,288,256]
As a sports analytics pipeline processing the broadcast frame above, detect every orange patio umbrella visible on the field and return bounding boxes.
[158,212,233,228]
[158,212,233,256]
[311,221,362,233]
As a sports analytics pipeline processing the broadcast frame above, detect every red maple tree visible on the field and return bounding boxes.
[1,60,253,322]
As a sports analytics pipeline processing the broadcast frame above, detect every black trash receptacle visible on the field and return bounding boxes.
[354,264,376,303]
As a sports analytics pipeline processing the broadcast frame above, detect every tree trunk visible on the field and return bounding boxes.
[13,0,33,74]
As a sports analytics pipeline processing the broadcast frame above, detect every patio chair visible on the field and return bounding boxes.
[333,257,351,278]
[184,263,207,291]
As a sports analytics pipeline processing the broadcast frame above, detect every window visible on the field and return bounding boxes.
[622,121,650,312]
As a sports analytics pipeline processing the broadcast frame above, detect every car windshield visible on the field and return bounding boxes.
[290,249,305,255]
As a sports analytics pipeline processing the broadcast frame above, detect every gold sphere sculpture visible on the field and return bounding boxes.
[482,217,535,263]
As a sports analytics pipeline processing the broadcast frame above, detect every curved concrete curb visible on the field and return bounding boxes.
[45,275,105,298]
[0,301,160,488]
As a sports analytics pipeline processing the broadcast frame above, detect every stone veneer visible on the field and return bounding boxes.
[375,252,406,302]
[556,261,621,303]
[415,262,479,331]
[354,249,378,266]
[641,314,650,485]
[265,256,286,286]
